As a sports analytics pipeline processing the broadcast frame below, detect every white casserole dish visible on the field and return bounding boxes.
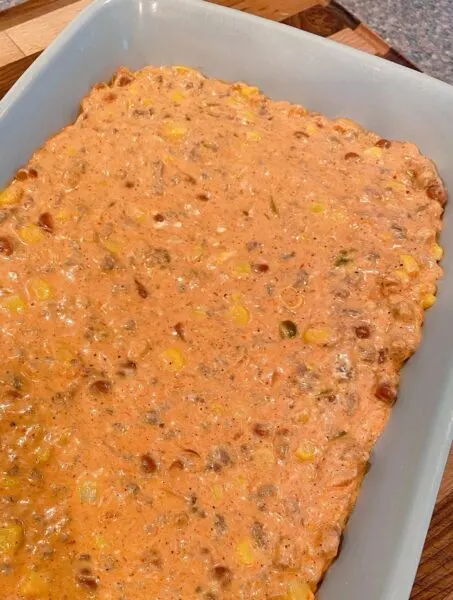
[1,1,453,597]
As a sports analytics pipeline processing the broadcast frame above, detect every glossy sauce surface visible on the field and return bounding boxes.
[0,66,446,600]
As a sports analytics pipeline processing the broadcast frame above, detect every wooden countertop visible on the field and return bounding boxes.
[0,1,452,598]
[412,446,453,600]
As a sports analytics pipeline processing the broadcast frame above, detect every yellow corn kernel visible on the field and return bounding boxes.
[212,484,224,500]
[233,261,251,276]
[0,476,19,491]
[28,278,53,302]
[133,208,146,223]
[364,146,383,158]
[296,409,310,424]
[245,130,261,142]
[102,238,122,255]
[18,224,44,244]
[240,110,255,124]
[217,250,237,263]
[20,572,49,597]
[0,523,23,556]
[56,208,72,223]
[303,327,332,345]
[433,244,443,261]
[143,97,154,106]
[161,122,188,140]
[238,84,260,98]
[160,347,186,371]
[295,444,316,462]
[78,480,98,504]
[234,474,247,491]
[65,146,77,157]
[305,123,318,136]
[386,180,405,192]
[211,403,227,416]
[227,95,243,108]
[93,533,108,550]
[310,202,326,214]
[193,306,208,318]
[229,303,250,326]
[421,293,436,309]
[392,268,410,284]
[3,295,27,314]
[57,431,71,447]
[35,444,52,465]
[286,580,315,600]
[330,209,346,222]
[56,344,75,364]
[190,245,204,261]
[236,539,254,566]
[170,90,186,103]
[401,254,419,276]
[0,185,23,207]
[174,65,196,74]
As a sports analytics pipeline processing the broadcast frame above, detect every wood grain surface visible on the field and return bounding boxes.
[0,1,451,598]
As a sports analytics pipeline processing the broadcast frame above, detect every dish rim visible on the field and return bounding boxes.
[1,2,452,599]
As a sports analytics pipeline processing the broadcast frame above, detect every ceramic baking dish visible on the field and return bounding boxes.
[1,0,453,597]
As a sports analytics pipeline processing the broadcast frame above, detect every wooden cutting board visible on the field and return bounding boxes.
[0,1,452,598]
[0,0,421,98]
